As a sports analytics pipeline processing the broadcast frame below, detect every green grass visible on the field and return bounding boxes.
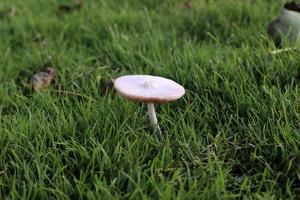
[0,0,300,199]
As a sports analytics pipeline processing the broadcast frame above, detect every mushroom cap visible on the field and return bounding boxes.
[114,75,185,104]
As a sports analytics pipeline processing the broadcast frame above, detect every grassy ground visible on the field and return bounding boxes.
[0,0,300,199]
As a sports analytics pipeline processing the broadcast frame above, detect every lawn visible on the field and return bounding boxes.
[1,0,300,199]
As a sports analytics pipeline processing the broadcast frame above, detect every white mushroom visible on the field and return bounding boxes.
[267,2,300,46]
[114,75,185,133]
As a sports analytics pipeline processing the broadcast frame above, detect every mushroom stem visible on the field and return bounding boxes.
[147,103,161,134]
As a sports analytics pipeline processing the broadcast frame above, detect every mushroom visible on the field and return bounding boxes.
[267,1,300,46]
[114,75,185,133]
[31,64,56,91]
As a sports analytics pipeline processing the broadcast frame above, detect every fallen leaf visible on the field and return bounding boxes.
[31,63,56,91]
